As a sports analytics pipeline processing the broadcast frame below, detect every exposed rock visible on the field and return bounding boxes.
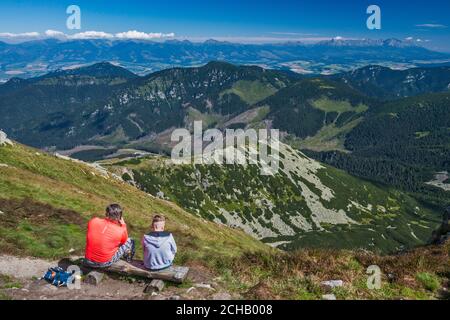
[212,292,232,300]
[88,163,109,178]
[321,280,344,291]
[53,152,120,181]
[186,287,196,294]
[144,279,165,293]
[0,131,13,146]
[121,168,135,185]
[426,171,450,191]
[322,294,337,300]
[0,131,6,144]
[194,283,215,290]
[156,191,165,199]
[85,271,105,286]
[168,295,181,300]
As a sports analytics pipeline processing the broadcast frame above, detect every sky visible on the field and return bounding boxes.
[0,0,449,51]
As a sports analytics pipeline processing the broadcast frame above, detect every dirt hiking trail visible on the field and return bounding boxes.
[0,255,235,300]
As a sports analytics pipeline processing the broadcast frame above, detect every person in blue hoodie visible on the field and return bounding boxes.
[142,214,177,271]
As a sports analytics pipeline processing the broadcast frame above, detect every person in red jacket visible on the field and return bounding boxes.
[84,204,135,267]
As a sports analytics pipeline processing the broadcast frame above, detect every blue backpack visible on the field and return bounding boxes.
[43,267,74,287]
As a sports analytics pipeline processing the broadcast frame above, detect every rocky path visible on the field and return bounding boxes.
[0,255,234,300]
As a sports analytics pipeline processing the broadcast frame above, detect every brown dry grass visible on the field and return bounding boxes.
[222,242,450,299]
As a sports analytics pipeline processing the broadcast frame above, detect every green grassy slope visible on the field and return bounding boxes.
[105,143,441,254]
[251,78,375,152]
[0,141,448,300]
[0,142,269,261]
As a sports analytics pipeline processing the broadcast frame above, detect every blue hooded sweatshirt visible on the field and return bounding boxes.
[142,231,177,271]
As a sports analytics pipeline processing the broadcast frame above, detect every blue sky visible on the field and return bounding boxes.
[0,0,449,51]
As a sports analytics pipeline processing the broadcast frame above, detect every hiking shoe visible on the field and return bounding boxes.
[126,253,133,263]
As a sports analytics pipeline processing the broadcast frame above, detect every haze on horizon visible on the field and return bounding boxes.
[0,0,448,52]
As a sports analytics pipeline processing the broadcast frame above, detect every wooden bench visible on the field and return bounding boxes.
[59,258,190,284]
[103,260,189,284]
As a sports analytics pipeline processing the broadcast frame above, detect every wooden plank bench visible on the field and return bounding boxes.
[59,258,190,284]
[103,260,189,284]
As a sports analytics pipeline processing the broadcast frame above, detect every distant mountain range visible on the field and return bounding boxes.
[0,38,449,80]
[317,38,419,48]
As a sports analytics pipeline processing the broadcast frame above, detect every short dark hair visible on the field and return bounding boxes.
[106,204,123,221]
[152,214,165,225]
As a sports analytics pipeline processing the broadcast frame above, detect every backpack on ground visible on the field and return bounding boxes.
[43,267,74,287]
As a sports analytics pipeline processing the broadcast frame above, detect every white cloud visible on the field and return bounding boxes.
[416,23,447,28]
[115,30,175,40]
[0,32,40,38]
[405,36,430,43]
[45,30,67,38]
[0,29,176,41]
[69,31,114,39]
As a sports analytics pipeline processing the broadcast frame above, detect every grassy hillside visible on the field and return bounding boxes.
[253,78,375,152]
[104,143,441,254]
[0,141,448,300]
[219,243,449,300]
[0,142,268,261]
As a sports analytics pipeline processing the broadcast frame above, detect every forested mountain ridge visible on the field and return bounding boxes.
[0,61,293,150]
[253,78,377,151]
[0,61,380,154]
[331,65,450,100]
[0,61,448,212]
[309,91,450,208]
